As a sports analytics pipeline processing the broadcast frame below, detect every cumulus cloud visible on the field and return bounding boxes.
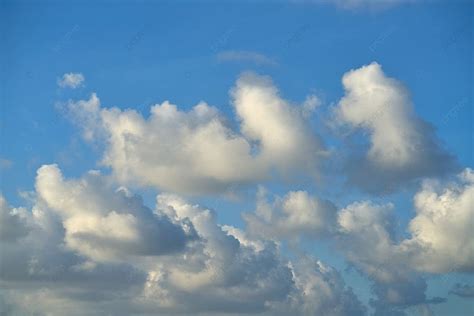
[244,187,337,240]
[242,169,473,277]
[269,257,366,316]
[0,188,146,316]
[406,168,474,273]
[58,72,85,89]
[141,194,295,314]
[336,201,433,311]
[35,164,197,262]
[66,72,324,195]
[335,62,455,193]
[0,195,30,242]
[0,167,364,315]
[242,168,474,313]
[336,170,473,308]
[217,50,277,66]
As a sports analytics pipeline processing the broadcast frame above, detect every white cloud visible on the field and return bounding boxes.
[244,187,337,240]
[335,62,454,193]
[35,164,196,262]
[217,50,277,66]
[406,168,474,273]
[242,168,474,313]
[58,72,85,88]
[66,72,324,195]
[0,166,363,315]
[141,194,296,314]
[335,200,451,314]
[268,257,366,316]
[335,169,474,308]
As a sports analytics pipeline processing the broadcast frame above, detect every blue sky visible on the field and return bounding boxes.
[0,1,473,315]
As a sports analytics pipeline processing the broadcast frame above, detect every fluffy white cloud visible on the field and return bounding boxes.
[242,168,474,313]
[0,167,364,315]
[35,164,197,262]
[336,201,430,310]
[66,72,324,194]
[268,257,366,316]
[58,72,85,89]
[232,73,324,174]
[335,169,474,310]
[335,62,454,193]
[140,194,295,314]
[244,187,337,240]
[406,168,474,273]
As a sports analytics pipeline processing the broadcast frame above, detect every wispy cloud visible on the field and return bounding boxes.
[0,158,13,170]
[294,0,417,11]
[216,50,277,66]
[57,72,85,89]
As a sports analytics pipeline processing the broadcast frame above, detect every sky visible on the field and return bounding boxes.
[0,0,473,315]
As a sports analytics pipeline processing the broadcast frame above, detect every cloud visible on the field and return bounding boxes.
[0,158,13,170]
[449,283,474,298]
[242,168,474,278]
[336,169,473,310]
[334,62,455,193]
[0,167,364,315]
[334,0,415,10]
[242,168,474,313]
[35,164,197,262]
[244,187,337,240]
[0,184,147,315]
[268,256,366,316]
[217,50,277,66]
[406,168,474,273]
[301,0,416,11]
[65,72,324,195]
[142,194,295,314]
[336,201,433,311]
[58,72,85,88]
[0,195,30,242]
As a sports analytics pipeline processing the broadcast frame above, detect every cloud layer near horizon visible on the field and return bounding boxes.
[0,165,366,316]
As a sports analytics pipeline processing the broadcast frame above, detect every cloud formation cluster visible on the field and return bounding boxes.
[66,73,323,195]
[244,168,474,313]
[0,166,365,315]
[2,62,471,315]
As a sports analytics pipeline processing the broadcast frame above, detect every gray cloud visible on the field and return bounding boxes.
[0,195,30,242]
[449,283,474,298]
[0,169,364,315]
